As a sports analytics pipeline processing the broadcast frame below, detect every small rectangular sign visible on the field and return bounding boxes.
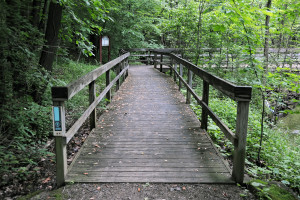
[53,106,62,131]
[102,36,109,46]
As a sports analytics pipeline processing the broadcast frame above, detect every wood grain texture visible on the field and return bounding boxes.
[66,65,233,184]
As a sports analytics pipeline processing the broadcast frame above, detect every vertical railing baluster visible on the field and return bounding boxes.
[154,52,157,69]
[116,62,121,91]
[169,56,173,76]
[201,80,209,130]
[174,63,177,82]
[232,101,250,183]
[125,57,129,78]
[160,54,163,72]
[179,64,183,90]
[147,49,150,65]
[106,69,111,103]
[186,69,193,104]
[89,81,96,129]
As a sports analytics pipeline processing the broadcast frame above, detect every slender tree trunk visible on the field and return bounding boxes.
[195,0,205,66]
[39,1,63,72]
[38,0,49,32]
[263,0,272,71]
[31,0,42,27]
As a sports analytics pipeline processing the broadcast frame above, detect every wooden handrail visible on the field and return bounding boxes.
[52,52,130,101]
[150,51,252,101]
[65,66,129,143]
[51,53,130,186]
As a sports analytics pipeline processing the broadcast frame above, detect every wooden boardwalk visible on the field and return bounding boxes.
[66,65,233,183]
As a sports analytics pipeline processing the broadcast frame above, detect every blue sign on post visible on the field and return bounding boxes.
[53,106,62,131]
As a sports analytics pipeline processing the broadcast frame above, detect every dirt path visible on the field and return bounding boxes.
[29,183,256,200]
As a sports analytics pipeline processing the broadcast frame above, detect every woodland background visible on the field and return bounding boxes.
[0,0,299,198]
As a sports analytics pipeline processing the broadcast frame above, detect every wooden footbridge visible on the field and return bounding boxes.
[51,49,252,186]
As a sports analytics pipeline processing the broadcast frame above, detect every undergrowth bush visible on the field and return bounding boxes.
[189,67,300,192]
[0,59,110,186]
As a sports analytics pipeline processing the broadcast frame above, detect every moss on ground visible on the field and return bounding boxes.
[249,179,298,200]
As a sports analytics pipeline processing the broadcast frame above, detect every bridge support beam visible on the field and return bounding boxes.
[232,101,250,183]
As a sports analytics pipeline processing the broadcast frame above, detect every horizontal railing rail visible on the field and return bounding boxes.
[51,52,130,186]
[123,48,180,65]
[151,50,252,183]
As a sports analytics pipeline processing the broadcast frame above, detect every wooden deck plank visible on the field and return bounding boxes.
[66,65,233,184]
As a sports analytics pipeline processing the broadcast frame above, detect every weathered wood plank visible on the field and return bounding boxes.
[66,65,232,184]
[66,174,233,183]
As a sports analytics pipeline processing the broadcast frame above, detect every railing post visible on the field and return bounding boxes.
[160,54,163,72]
[169,57,173,76]
[174,62,177,82]
[232,101,250,183]
[186,69,193,104]
[125,58,129,78]
[106,70,111,102]
[201,80,209,130]
[55,136,67,187]
[147,49,150,65]
[89,81,96,129]
[120,60,124,84]
[52,101,67,187]
[154,52,157,69]
[116,63,121,91]
[179,64,183,90]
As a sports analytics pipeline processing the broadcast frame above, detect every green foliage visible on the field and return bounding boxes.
[190,65,300,190]
[250,179,298,200]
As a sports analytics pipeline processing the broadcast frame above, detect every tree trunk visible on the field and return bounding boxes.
[31,0,42,27]
[195,0,205,66]
[263,0,272,71]
[38,0,49,32]
[39,1,62,72]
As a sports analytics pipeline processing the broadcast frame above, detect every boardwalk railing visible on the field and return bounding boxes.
[124,48,179,66]
[51,53,130,186]
[151,50,252,183]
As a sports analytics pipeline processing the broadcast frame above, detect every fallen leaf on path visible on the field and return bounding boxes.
[42,177,51,184]
[83,173,88,175]
[138,188,141,192]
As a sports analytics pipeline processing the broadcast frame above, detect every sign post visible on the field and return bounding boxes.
[99,36,111,64]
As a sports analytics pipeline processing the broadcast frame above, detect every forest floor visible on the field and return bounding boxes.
[26,182,256,200]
